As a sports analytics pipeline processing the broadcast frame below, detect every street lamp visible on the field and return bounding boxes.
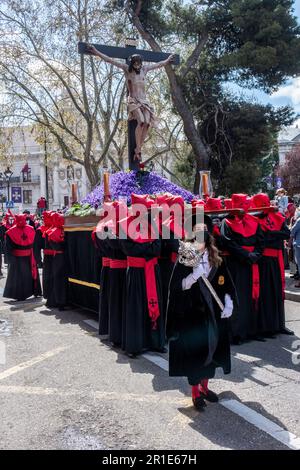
[0,172,5,211]
[4,167,13,202]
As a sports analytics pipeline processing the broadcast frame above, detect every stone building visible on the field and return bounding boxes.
[0,126,90,213]
[278,126,300,165]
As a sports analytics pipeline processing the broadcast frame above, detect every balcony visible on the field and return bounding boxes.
[21,175,41,185]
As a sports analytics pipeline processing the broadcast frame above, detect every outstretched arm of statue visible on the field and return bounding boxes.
[144,54,175,72]
[86,44,127,71]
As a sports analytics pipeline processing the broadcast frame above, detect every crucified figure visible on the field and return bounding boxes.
[87,45,175,161]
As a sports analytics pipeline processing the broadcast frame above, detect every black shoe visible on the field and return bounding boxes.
[127,352,137,358]
[152,347,168,353]
[255,335,266,342]
[200,389,219,403]
[280,327,294,335]
[264,332,277,339]
[192,396,206,411]
[232,336,243,345]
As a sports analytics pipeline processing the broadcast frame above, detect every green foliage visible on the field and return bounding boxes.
[65,203,96,217]
[202,100,294,194]
[279,143,300,194]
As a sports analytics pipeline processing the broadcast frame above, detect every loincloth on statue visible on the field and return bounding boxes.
[127,97,158,128]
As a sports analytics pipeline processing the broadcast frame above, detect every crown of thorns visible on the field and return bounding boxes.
[129,54,143,64]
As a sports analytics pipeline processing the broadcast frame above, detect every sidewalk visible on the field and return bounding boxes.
[285,272,300,302]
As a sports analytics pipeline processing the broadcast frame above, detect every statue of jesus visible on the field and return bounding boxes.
[87,45,175,161]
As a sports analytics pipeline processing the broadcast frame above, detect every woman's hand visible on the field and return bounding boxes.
[221,294,233,318]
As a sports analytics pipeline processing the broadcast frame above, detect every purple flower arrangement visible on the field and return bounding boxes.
[82,170,194,207]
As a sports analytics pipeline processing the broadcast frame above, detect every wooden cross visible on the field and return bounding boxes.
[78,40,179,171]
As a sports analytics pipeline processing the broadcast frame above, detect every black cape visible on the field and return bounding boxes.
[158,235,179,329]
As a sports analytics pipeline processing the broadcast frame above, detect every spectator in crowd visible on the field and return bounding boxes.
[291,208,300,288]
[23,210,35,229]
[37,197,47,216]
[275,188,289,215]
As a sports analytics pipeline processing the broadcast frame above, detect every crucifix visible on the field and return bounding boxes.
[78,39,179,171]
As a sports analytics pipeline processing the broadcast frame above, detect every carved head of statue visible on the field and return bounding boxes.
[128,54,143,74]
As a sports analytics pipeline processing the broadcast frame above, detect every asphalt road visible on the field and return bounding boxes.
[0,273,299,450]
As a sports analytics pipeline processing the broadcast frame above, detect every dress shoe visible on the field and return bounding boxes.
[232,336,243,345]
[255,335,266,342]
[127,352,137,358]
[192,396,206,411]
[264,332,277,339]
[152,346,168,353]
[200,389,219,403]
[280,327,294,335]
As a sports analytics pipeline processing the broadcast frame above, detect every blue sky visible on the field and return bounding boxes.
[226,0,300,124]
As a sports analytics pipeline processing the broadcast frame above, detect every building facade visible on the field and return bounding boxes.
[0,127,91,214]
[278,126,300,165]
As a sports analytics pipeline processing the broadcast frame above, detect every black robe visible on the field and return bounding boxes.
[257,217,290,334]
[106,237,127,345]
[94,237,113,336]
[221,219,264,340]
[34,227,44,268]
[120,238,165,355]
[3,236,42,301]
[158,234,179,329]
[45,239,68,308]
[42,235,52,300]
[166,260,236,384]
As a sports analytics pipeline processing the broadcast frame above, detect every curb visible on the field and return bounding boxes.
[285,290,300,302]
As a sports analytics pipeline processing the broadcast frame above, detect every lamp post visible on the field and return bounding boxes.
[0,172,5,211]
[4,167,13,203]
[43,128,49,203]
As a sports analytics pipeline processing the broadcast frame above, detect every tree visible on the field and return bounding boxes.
[0,0,129,187]
[111,0,300,190]
[279,143,300,194]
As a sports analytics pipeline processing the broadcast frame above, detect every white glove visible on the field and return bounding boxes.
[182,255,209,290]
[221,294,233,319]
[182,272,198,290]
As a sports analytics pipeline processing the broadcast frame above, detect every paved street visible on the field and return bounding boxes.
[0,270,300,450]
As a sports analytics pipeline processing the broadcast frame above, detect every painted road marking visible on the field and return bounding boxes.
[221,399,300,450]
[83,319,99,330]
[70,314,300,450]
[0,346,68,381]
[142,352,169,371]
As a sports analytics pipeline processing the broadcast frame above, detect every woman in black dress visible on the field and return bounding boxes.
[166,215,236,411]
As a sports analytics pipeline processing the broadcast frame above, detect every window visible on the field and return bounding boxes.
[64,196,69,207]
[22,168,31,182]
[23,190,32,204]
